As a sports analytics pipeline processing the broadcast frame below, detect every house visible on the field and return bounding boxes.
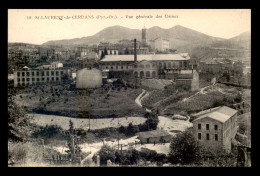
[137,129,172,144]
[149,37,170,52]
[50,62,63,69]
[192,106,238,153]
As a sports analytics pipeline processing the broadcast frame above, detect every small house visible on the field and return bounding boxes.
[137,129,172,144]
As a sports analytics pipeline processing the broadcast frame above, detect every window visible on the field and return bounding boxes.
[32,78,35,82]
[18,78,20,82]
[206,134,210,140]
[22,78,25,82]
[60,71,63,75]
[116,66,118,69]
[198,124,201,130]
[52,77,54,81]
[198,133,201,140]
[22,72,25,76]
[146,64,150,68]
[56,71,59,76]
[215,125,218,130]
[56,77,59,81]
[111,67,113,70]
[206,124,209,130]
[51,71,54,76]
[37,78,39,82]
[126,66,128,69]
[47,78,49,81]
[42,78,44,81]
[106,67,108,69]
[17,72,20,76]
[32,72,35,76]
[26,72,30,76]
[36,72,39,76]
[27,78,30,82]
[47,71,49,76]
[121,66,123,69]
[41,72,44,76]
[215,134,218,141]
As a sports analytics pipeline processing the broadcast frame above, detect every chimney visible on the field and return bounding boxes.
[134,39,137,62]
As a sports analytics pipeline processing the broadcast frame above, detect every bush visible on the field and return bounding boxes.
[126,123,139,136]
[93,144,116,166]
[168,129,201,165]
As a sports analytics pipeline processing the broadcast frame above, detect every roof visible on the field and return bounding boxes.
[101,54,190,62]
[138,130,171,139]
[193,106,238,123]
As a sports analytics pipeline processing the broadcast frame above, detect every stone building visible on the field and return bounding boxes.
[100,54,190,75]
[138,129,172,144]
[192,106,238,153]
[133,60,158,79]
[98,42,119,57]
[149,37,170,52]
[13,67,69,87]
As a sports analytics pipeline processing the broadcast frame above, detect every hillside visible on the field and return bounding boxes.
[42,25,225,49]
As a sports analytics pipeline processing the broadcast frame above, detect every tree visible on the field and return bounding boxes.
[104,48,108,55]
[143,112,159,130]
[100,51,105,60]
[126,123,138,136]
[8,95,29,142]
[168,129,201,164]
[94,144,116,165]
[61,73,70,82]
[65,120,81,159]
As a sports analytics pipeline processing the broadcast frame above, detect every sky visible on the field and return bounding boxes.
[8,9,251,45]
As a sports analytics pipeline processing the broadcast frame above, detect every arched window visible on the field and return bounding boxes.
[146,71,150,78]
[134,71,138,78]
[168,62,171,68]
[152,71,156,78]
[140,71,144,78]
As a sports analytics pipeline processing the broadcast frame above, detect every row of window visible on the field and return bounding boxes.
[17,77,59,82]
[104,66,129,70]
[198,133,218,141]
[198,124,218,130]
[17,71,63,77]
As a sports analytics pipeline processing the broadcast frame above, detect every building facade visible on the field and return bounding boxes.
[138,130,172,144]
[100,54,190,73]
[150,38,170,52]
[192,106,238,153]
[13,68,68,87]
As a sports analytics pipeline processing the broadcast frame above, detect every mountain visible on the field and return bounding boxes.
[42,25,250,51]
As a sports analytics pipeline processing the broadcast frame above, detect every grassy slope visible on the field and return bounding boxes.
[14,83,144,118]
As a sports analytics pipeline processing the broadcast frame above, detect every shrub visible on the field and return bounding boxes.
[126,123,139,136]
[168,129,201,165]
[93,144,116,166]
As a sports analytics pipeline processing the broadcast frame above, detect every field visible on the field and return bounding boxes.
[14,82,145,118]
[28,113,147,130]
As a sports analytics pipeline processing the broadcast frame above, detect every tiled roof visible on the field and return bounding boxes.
[101,54,189,62]
[193,106,238,123]
[138,130,171,138]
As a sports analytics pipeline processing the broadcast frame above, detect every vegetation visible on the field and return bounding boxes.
[93,145,167,166]
[8,94,29,142]
[168,128,237,166]
[17,82,145,118]
[168,129,201,165]
[65,120,82,159]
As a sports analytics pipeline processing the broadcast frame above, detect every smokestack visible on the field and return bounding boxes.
[134,39,137,62]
